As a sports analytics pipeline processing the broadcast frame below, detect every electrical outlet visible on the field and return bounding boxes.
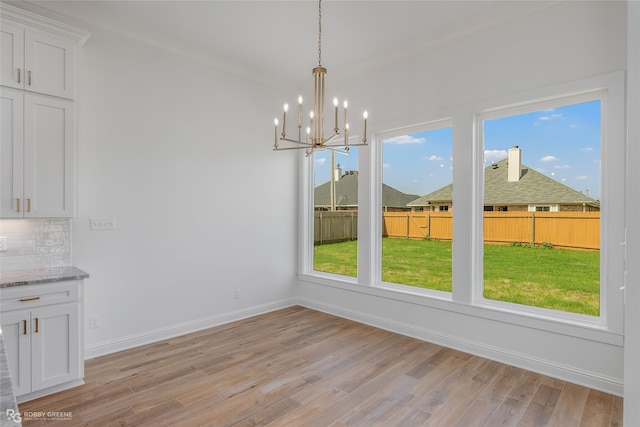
[90,218,116,231]
[0,236,7,252]
[89,316,100,329]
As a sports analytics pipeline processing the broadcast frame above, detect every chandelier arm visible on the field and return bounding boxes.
[273,146,314,151]
[280,137,314,146]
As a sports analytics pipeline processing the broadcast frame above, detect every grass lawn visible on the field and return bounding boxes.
[314,238,600,316]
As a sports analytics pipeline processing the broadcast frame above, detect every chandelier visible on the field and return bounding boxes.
[273,0,368,155]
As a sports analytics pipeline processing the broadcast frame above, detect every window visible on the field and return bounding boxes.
[380,122,453,293]
[312,147,359,277]
[479,97,603,317]
[301,71,624,335]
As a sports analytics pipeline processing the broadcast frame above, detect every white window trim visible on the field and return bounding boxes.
[472,72,625,334]
[371,119,454,291]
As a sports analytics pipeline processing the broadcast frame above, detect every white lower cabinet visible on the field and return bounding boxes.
[0,281,84,401]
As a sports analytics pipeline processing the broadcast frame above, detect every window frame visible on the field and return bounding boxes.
[373,119,454,298]
[472,76,625,333]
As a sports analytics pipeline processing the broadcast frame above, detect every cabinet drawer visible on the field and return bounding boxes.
[0,281,81,311]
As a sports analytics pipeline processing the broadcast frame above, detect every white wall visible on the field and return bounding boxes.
[70,24,298,356]
[299,1,628,395]
[624,1,640,424]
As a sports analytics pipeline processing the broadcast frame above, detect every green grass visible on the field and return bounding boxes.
[314,238,600,316]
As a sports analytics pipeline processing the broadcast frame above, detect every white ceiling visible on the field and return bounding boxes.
[23,1,561,89]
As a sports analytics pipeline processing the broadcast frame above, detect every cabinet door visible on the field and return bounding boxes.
[23,93,73,217]
[0,22,25,90]
[0,311,32,396]
[24,31,74,99]
[30,303,81,392]
[0,88,24,218]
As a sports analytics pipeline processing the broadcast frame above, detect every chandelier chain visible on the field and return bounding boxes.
[318,0,322,66]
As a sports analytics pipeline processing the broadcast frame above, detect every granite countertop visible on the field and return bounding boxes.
[0,266,89,288]
[0,332,20,427]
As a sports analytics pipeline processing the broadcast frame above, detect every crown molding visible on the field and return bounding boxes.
[1,2,90,46]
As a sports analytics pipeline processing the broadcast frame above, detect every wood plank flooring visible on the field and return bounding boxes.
[19,306,622,426]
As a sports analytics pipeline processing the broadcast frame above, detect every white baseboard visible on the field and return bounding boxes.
[298,297,623,397]
[84,298,297,359]
[16,379,85,403]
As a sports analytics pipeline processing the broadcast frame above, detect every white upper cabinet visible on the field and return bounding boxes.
[1,22,25,90]
[1,22,76,99]
[0,88,24,218]
[1,4,89,218]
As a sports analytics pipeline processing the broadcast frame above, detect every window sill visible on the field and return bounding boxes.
[298,272,623,347]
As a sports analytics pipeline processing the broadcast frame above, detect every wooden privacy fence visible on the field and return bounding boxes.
[315,211,600,250]
[383,212,453,241]
[314,211,358,244]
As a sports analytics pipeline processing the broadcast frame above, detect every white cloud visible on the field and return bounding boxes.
[539,113,563,121]
[484,149,507,162]
[428,155,444,161]
[315,158,326,166]
[581,147,594,152]
[383,135,425,144]
[576,175,589,180]
[439,164,444,168]
[570,124,577,128]
[554,164,571,170]
[540,155,558,162]
[383,163,391,169]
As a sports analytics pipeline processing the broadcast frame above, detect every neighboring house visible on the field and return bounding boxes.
[408,146,600,212]
[315,169,418,211]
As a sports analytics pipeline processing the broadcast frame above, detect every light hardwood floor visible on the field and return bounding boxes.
[19,306,622,426]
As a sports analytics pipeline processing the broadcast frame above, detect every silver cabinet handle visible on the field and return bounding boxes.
[17,68,21,83]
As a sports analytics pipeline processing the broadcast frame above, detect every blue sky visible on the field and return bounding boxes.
[314,100,601,200]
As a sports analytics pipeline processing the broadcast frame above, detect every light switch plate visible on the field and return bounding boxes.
[90,218,116,231]
[0,236,7,251]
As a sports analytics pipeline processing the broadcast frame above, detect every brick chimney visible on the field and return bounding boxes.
[508,146,522,182]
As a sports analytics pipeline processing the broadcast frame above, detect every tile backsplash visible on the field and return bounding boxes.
[0,219,71,272]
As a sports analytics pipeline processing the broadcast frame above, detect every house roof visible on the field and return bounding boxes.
[315,171,418,208]
[408,158,599,207]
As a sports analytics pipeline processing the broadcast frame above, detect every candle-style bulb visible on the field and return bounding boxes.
[298,95,303,105]
[344,123,349,145]
[274,118,279,148]
[333,98,339,133]
[343,100,348,109]
[362,110,368,144]
[282,104,288,138]
[310,111,314,119]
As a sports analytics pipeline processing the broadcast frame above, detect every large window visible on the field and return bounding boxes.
[302,72,624,334]
[380,123,453,293]
[478,94,612,320]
